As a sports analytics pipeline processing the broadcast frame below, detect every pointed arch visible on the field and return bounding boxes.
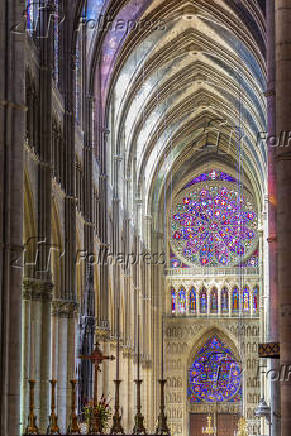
[221,287,229,312]
[171,287,176,314]
[187,329,242,404]
[243,286,250,312]
[232,286,239,313]
[177,286,186,313]
[189,287,196,313]
[210,287,218,313]
[199,286,207,313]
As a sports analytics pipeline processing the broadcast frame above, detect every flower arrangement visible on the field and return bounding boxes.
[83,394,112,433]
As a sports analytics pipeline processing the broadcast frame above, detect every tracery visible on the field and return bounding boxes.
[188,336,242,403]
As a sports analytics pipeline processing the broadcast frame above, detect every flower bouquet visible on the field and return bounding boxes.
[84,395,112,433]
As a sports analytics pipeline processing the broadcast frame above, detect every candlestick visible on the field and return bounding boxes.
[156,379,170,435]
[110,292,124,434]
[67,380,81,434]
[202,415,216,435]
[24,380,39,435]
[47,379,60,435]
[132,298,147,435]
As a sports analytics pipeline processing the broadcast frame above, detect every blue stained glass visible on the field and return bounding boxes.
[221,288,229,312]
[210,288,218,313]
[189,288,196,313]
[243,287,250,311]
[171,288,176,313]
[183,170,239,190]
[26,0,38,34]
[200,288,207,313]
[232,287,239,312]
[253,286,258,312]
[171,180,257,267]
[53,0,59,83]
[188,336,242,403]
[177,288,186,312]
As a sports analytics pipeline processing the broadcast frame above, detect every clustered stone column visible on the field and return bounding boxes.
[267,1,280,435]
[0,2,25,436]
[276,1,291,435]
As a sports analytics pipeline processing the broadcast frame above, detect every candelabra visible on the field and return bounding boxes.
[202,415,216,435]
[24,380,39,435]
[237,417,249,436]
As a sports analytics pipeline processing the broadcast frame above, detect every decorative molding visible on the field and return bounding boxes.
[23,278,54,302]
[52,300,78,318]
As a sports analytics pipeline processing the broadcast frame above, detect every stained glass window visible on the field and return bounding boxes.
[200,287,207,313]
[243,287,250,312]
[171,288,176,314]
[210,288,218,313]
[221,287,229,312]
[189,287,196,313]
[53,0,59,83]
[188,336,242,403]
[26,0,38,34]
[253,286,258,313]
[177,287,186,313]
[232,287,239,313]
[171,172,257,267]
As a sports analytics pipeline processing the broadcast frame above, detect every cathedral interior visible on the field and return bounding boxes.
[2,0,291,435]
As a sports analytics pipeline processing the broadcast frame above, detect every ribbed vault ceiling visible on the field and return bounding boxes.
[89,0,267,224]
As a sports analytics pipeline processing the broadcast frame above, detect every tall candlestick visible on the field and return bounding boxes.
[132,290,147,435]
[68,380,80,434]
[161,316,164,379]
[47,379,60,435]
[24,380,39,435]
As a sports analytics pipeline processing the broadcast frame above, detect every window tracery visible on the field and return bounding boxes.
[171,170,258,267]
[188,336,242,403]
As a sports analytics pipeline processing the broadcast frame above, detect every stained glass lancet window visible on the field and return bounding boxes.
[210,288,218,313]
[53,0,59,84]
[178,287,186,313]
[188,336,242,403]
[232,287,239,313]
[243,286,250,312]
[200,287,207,313]
[26,0,38,35]
[253,286,258,313]
[189,287,196,313]
[221,287,229,312]
[171,288,176,314]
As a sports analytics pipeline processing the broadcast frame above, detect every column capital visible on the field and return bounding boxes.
[23,278,54,301]
[52,300,78,317]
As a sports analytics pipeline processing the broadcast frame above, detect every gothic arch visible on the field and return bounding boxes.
[187,327,241,372]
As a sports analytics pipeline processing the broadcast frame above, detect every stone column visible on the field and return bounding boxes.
[0,1,25,435]
[276,1,291,434]
[267,1,280,435]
